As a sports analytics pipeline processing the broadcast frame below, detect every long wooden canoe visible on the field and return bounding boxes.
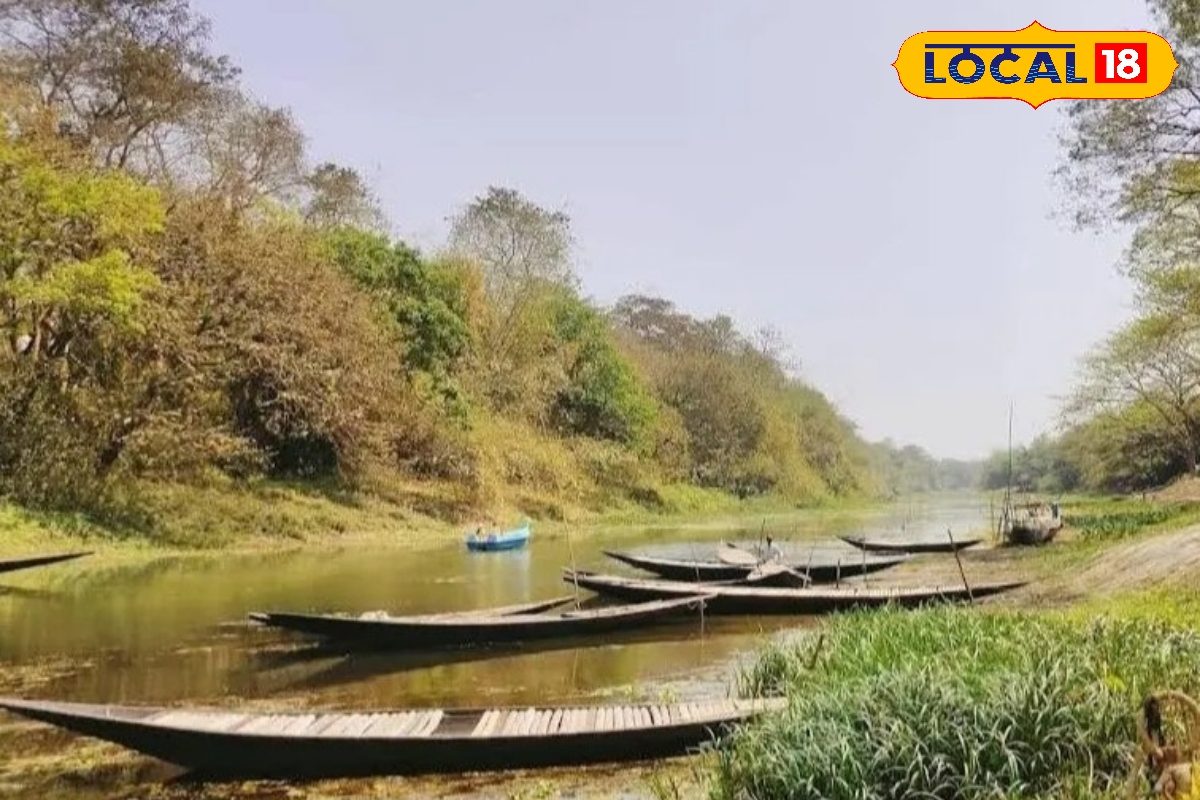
[419,596,574,619]
[0,696,784,777]
[839,535,982,554]
[563,570,1025,614]
[606,550,906,584]
[249,595,709,649]
[0,551,91,575]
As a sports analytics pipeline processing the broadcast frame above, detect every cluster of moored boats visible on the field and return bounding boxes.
[0,533,1027,780]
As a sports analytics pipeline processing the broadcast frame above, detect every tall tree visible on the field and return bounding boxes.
[188,91,307,214]
[1059,0,1200,276]
[1070,313,1200,471]
[0,133,163,360]
[0,0,237,172]
[304,162,383,230]
[448,186,575,307]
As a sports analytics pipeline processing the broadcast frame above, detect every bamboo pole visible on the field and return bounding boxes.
[948,527,973,603]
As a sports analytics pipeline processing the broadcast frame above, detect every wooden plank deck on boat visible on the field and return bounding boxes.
[0,696,785,777]
[606,549,907,584]
[563,569,1025,614]
[0,552,91,575]
[249,594,710,649]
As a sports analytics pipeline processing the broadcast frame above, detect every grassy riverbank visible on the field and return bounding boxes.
[0,477,874,556]
[715,599,1200,800]
[702,500,1200,800]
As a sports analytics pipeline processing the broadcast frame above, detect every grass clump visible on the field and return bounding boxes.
[715,607,1200,800]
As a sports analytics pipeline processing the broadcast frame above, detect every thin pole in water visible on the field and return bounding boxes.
[566,528,581,610]
[836,558,841,588]
[688,540,705,640]
[948,527,973,603]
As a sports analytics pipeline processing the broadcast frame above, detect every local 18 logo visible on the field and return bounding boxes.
[894,21,1176,107]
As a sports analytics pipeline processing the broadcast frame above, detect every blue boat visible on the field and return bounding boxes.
[465,523,530,552]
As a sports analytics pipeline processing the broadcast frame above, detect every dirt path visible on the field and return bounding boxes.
[1041,523,1200,602]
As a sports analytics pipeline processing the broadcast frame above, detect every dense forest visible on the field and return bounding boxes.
[0,0,941,537]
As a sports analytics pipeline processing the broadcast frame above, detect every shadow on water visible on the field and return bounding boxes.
[250,616,776,695]
[0,584,64,601]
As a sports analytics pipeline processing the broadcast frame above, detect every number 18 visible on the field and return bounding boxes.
[1094,43,1148,83]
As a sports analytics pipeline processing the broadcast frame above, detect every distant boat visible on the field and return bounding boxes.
[0,552,91,575]
[840,536,981,555]
[0,696,784,777]
[465,523,530,552]
[1001,502,1063,546]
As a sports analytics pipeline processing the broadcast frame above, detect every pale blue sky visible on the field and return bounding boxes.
[193,0,1152,459]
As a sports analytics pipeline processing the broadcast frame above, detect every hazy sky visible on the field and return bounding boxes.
[192,0,1154,459]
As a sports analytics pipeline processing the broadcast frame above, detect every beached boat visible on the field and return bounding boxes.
[608,550,906,584]
[249,595,708,649]
[839,535,981,554]
[0,551,91,575]
[465,524,530,552]
[0,696,784,777]
[1001,502,1063,546]
[563,570,1024,614]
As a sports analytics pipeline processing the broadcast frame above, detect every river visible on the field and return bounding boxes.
[0,496,990,797]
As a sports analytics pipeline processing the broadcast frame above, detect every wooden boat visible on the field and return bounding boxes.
[465,524,530,552]
[608,549,906,584]
[839,535,981,554]
[1002,502,1063,546]
[0,696,784,777]
[0,551,91,575]
[249,595,709,649]
[563,570,1025,615]
[416,596,573,619]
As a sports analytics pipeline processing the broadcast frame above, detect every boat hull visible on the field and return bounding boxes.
[564,570,1025,615]
[465,526,530,552]
[605,550,906,584]
[250,596,707,649]
[1005,522,1062,546]
[839,536,981,554]
[0,552,91,575]
[0,697,781,778]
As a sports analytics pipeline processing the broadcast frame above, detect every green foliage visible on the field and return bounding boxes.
[322,227,472,403]
[1055,0,1200,495]
[547,291,657,445]
[717,607,1200,800]
[613,295,874,500]
[0,136,163,355]
[1064,500,1200,541]
[980,435,1080,493]
[0,1,885,538]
